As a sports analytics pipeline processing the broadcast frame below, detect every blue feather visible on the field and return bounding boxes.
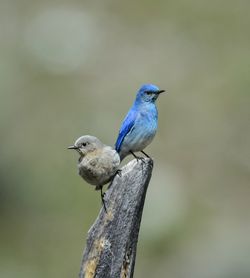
[115,107,136,152]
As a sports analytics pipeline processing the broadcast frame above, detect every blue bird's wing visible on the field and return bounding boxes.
[115,108,136,152]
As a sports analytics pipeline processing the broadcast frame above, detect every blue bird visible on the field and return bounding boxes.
[115,84,165,161]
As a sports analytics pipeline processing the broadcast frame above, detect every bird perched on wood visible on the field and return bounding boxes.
[68,135,120,211]
[115,84,165,161]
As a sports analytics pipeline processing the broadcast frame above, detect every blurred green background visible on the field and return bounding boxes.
[1,0,250,277]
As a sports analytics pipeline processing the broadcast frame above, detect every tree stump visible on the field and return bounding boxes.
[79,158,153,278]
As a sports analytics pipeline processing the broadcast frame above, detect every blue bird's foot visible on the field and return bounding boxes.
[141,150,151,159]
[130,151,146,163]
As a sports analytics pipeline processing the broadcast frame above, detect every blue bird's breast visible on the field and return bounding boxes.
[122,103,158,153]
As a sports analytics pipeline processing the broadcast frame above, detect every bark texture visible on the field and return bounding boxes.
[79,158,153,278]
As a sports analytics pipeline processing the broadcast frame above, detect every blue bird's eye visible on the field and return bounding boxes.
[145,91,151,95]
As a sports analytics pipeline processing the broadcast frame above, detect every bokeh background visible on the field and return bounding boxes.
[1,0,250,277]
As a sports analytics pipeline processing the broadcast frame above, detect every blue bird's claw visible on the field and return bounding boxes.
[130,151,146,163]
[141,150,151,159]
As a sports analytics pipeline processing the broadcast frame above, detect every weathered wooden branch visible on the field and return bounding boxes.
[79,158,153,278]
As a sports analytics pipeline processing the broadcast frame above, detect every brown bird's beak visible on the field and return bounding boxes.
[67,145,78,150]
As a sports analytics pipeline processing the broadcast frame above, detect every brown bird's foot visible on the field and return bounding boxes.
[110,169,122,184]
[116,169,122,177]
[100,186,107,213]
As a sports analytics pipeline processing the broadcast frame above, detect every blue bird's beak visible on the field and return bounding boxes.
[157,89,165,94]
